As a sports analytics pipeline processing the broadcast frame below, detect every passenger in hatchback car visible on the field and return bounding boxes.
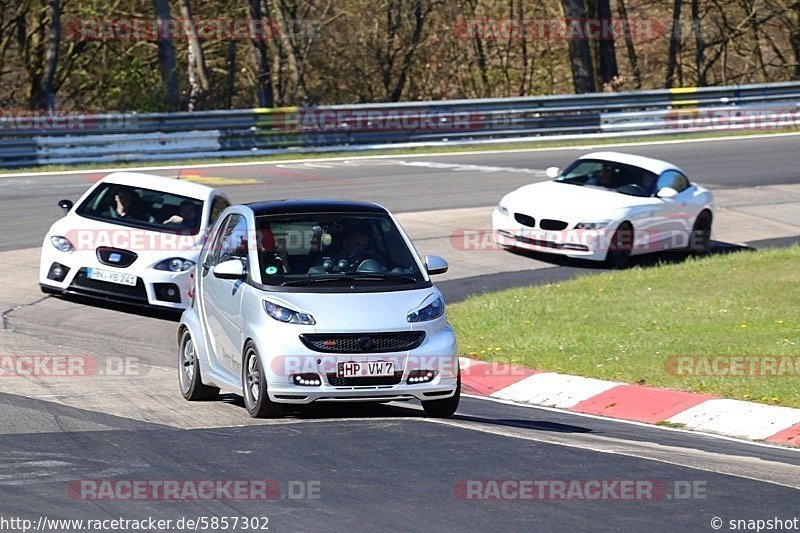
[163,200,199,227]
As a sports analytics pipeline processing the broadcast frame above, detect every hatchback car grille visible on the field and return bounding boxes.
[70,268,148,302]
[299,332,426,353]
[514,213,536,227]
[96,247,138,268]
[539,219,568,231]
[326,371,404,387]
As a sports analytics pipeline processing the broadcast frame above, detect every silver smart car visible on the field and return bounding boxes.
[177,199,460,418]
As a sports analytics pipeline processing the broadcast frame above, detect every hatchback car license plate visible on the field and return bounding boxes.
[337,361,394,378]
[86,268,137,286]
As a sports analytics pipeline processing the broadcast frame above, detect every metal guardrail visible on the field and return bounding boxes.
[1,81,798,168]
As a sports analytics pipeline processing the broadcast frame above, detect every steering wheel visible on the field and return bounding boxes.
[346,251,384,272]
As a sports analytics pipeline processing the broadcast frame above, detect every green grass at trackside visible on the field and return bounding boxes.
[448,246,800,408]
[1,128,798,175]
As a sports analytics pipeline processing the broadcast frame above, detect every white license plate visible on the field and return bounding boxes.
[337,361,394,378]
[86,268,137,286]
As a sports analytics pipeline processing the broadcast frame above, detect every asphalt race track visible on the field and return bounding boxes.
[1,134,799,532]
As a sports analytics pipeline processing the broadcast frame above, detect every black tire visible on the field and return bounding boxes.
[178,329,219,401]
[422,373,461,418]
[688,211,712,254]
[605,222,633,269]
[242,341,282,418]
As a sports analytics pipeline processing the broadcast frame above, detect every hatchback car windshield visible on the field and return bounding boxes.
[252,213,422,286]
[554,159,657,197]
[76,183,204,234]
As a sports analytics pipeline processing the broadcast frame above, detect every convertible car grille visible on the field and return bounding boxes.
[70,268,148,302]
[96,247,138,268]
[326,371,404,387]
[514,213,536,227]
[539,219,569,231]
[299,332,426,353]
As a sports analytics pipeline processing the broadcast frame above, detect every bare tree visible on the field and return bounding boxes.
[179,0,211,110]
[561,0,595,93]
[616,0,641,89]
[38,0,60,110]
[247,0,273,106]
[665,0,683,88]
[595,0,618,88]
[153,0,179,110]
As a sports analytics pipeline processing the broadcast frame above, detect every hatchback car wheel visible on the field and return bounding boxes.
[242,342,282,418]
[178,329,219,401]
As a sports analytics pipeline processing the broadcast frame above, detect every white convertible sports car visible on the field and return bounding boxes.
[40,172,230,309]
[492,152,714,267]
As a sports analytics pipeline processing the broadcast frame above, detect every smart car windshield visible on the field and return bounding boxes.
[554,159,657,197]
[253,213,423,286]
[75,183,204,234]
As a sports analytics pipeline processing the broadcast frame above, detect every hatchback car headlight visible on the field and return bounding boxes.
[263,300,316,325]
[575,220,612,230]
[154,258,195,272]
[407,296,444,323]
[50,235,74,253]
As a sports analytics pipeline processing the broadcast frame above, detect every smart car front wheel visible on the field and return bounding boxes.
[242,342,282,418]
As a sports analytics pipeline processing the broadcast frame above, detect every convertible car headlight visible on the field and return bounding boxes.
[155,258,195,272]
[263,300,316,325]
[407,296,444,323]
[50,235,74,253]
[575,220,612,230]
[497,203,509,216]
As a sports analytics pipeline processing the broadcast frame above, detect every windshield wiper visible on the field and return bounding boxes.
[281,272,418,286]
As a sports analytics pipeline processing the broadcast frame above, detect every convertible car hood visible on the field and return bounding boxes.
[505,181,643,220]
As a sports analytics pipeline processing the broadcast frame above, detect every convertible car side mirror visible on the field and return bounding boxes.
[656,187,678,199]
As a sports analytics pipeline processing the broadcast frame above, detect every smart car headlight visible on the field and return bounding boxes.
[263,300,316,325]
[50,235,74,253]
[407,296,444,323]
[155,258,195,272]
[575,220,612,230]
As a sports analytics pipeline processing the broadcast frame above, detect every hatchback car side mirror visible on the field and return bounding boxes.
[424,255,448,275]
[545,166,560,179]
[656,187,678,199]
[213,259,245,279]
[58,199,74,213]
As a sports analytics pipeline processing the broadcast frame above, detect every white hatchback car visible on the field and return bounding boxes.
[178,199,460,418]
[40,172,230,309]
[492,152,714,267]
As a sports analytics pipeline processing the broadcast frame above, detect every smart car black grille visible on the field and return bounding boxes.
[70,268,148,302]
[539,219,568,231]
[514,213,536,227]
[96,247,138,268]
[299,332,426,353]
[326,371,404,387]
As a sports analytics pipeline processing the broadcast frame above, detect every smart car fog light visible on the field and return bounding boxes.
[155,258,195,272]
[263,300,316,325]
[575,220,612,230]
[407,297,444,323]
[50,236,74,253]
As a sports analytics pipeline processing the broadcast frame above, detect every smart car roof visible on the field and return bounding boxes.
[579,152,682,176]
[246,199,388,216]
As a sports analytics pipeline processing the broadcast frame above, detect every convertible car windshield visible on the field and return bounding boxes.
[251,213,423,286]
[76,183,204,234]
[554,159,658,197]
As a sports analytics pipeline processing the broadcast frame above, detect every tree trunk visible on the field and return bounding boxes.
[179,0,210,110]
[665,0,683,88]
[247,0,273,107]
[389,0,427,102]
[153,0,179,110]
[561,0,596,93]
[616,0,640,89]
[38,0,59,111]
[596,0,618,89]
[226,39,236,108]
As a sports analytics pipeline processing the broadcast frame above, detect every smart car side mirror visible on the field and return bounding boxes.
[213,259,245,279]
[545,166,560,179]
[58,199,73,213]
[424,255,448,275]
[656,187,678,199]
